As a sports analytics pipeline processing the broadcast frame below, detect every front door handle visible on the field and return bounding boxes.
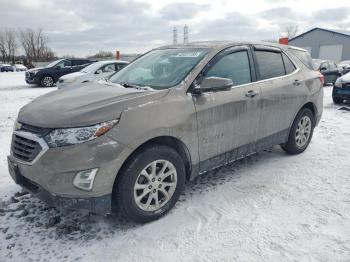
[245,90,259,98]
[293,79,301,86]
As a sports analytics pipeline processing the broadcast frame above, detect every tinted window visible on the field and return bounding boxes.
[289,49,313,69]
[282,53,296,74]
[255,51,285,80]
[205,51,251,86]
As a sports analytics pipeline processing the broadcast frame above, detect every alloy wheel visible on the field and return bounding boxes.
[133,160,177,212]
[295,115,312,148]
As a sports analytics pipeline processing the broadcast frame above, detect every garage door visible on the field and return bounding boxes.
[319,44,343,62]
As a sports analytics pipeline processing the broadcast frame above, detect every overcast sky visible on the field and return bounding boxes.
[0,0,350,56]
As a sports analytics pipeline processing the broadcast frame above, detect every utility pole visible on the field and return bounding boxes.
[173,26,178,45]
[183,25,189,45]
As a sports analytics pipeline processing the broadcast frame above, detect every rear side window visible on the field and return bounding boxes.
[282,53,296,74]
[205,51,251,86]
[289,49,313,69]
[255,51,285,80]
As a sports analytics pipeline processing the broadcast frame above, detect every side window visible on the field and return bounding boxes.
[101,64,116,73]
[204,51,251,86]
[282,53,296,74]
[55,61,64,68]
[255,51,285,80]
[63,60,72,67]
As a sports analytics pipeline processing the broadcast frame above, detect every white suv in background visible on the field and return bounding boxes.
[57,60,129,89]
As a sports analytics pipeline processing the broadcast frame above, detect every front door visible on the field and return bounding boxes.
[192,46,261,173]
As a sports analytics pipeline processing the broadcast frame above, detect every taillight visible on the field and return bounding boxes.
[317,70,324,85]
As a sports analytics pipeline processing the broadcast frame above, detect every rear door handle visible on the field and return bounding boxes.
[245,90,259,98]
[293,79,301,86]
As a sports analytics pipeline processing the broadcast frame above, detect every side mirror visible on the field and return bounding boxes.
[55,66,61,69]
[95,69,103,74]
[320,67,327,71]
[194,77,233,94]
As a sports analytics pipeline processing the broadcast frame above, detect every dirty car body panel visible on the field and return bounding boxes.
[8,41,323,215]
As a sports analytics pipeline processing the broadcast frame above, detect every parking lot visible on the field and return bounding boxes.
[0,72,349,261]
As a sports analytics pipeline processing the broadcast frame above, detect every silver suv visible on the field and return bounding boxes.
[8,42,323,223]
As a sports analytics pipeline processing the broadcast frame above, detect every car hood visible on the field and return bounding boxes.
[60,71,86,80]
[28,67,46,72]
[18,82,168,128]
[340,72,350,82]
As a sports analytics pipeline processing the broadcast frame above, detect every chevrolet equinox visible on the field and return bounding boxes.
[8,42,323,223]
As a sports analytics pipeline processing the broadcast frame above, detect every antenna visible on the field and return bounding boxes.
[173,26,178,45]
[183,24,189,45]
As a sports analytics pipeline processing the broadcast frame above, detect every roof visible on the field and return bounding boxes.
[157,40,294,51]
[289,27,350,42]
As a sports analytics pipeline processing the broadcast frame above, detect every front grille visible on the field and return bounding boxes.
[11,134,42,162]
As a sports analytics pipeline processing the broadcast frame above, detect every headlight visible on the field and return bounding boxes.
[32,70,39,75]
[334,78,343,88]
[44,119,119,147]
[13,118,22,132]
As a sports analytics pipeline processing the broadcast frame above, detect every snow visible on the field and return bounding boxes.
[1,72,350,261]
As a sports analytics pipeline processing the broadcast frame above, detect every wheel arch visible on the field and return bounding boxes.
[40,74,55,86]
[111,136,192,204]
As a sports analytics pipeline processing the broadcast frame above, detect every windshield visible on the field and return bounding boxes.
[81,62,105,73]
[46,59,64,68]
[109,48,210,90]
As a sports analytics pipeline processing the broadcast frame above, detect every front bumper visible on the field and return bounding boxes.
[25,74,40,85]
[8,156,111,213]
[333,86,350,99]
[7,131,129,214]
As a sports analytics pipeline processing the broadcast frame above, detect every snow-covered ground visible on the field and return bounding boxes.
[0,72,350,261]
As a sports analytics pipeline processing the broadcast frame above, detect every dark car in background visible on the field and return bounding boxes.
[333,71,350,104]
[0,64,14,72]
[312,59,341,85]
[25,58,95,87]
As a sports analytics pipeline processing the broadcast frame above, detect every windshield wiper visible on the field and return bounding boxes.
[119,82,141,89]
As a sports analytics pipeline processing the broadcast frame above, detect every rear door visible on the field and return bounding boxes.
[253,46,305,147]
[192,46,261,172]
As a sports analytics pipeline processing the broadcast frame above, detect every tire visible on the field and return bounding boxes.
[333,96,343,104]
[40,75,54,87]
[281,108,315,155]
[115,145,186,223]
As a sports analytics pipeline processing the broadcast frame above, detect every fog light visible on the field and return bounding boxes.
[73,168,98,191]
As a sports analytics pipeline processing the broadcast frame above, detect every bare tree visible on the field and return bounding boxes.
[0,29,18,63]
[284,25,299,39]
[18,28,53,63]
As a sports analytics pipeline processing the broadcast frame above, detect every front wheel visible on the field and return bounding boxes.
[40,75,54,87]
[333,96,343,104]
[114,145,186,223]
[281,108,315,155]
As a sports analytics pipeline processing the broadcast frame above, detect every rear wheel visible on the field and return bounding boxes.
[115,145,186,223]
[281,108,314,155]
[40,75,54,87]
